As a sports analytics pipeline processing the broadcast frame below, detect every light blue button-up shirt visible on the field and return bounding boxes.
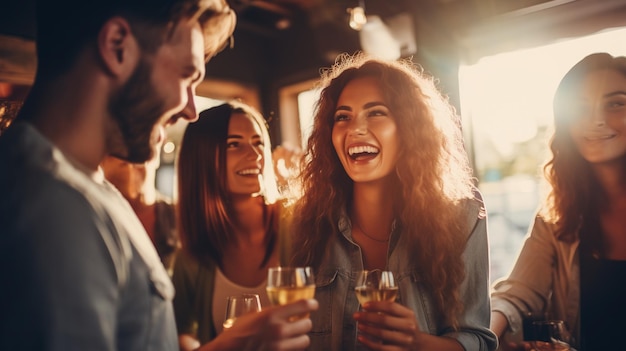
[0,123,177,351]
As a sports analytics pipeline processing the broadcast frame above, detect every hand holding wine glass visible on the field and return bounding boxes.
[266,266,316,321]
[354,270,429,349]
[211,298,319,350]
[531,320,572,351]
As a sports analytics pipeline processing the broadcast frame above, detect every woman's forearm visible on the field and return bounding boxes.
[490,311,509,339]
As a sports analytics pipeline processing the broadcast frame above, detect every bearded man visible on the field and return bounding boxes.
[0,1,234,349]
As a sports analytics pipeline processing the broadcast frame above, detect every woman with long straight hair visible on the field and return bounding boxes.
[173,101,317,351]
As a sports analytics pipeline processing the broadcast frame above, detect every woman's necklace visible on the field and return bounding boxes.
[353,219,390,243]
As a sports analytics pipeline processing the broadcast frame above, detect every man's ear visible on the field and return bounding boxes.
[98,17,139,78]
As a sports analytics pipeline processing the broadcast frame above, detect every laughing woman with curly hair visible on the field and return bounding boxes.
[290,53,497,351]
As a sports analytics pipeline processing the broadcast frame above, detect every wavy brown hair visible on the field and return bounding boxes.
[176,101,280,268]
[542,52,626,249]
[290,53,476,327]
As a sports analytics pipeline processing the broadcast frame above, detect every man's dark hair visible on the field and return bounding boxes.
[35,0,235,80]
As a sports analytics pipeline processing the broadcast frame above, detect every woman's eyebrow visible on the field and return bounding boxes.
[604,91,626,98]
[363,101,386,109]
[227,134,262,139]
[335,102,387,111]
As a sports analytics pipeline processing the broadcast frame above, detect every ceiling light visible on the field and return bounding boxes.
[275,18,291,30]
[348,2,367,31]
[359,16,401,60]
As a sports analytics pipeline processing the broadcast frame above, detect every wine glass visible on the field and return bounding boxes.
[266,266,315,320]
[531,320,572,351]
[223,293,262,330]
[353,270,397,348]
[354,270,398,305]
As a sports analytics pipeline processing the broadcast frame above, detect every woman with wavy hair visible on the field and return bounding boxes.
[290,53,496,350]
[491,53,626,351]
[172,101,317,351]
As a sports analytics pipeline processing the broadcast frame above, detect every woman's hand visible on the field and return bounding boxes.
[353,301,464,351]
[202,298,318,351]
[353,301,419,350]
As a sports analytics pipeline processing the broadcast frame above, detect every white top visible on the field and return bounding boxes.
[212,267,270,334]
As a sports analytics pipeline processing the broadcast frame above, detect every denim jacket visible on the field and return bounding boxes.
[309,196,497,350]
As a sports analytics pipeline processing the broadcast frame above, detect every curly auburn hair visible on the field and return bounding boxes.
[290,52,477,327]
[542,52,626,247]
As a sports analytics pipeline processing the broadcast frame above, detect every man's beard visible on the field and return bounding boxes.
[108,58,166,163]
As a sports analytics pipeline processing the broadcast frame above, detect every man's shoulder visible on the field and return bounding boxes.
[0,157,121,250]
[1,164,134,285]
[1,170,103,243]
[2,162,86,206]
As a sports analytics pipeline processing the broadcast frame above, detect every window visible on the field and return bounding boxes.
[296,88,320,150]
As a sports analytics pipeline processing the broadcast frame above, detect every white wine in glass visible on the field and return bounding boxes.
[266,266,315,320]
[354,270,398,305]
[354,270,397,348]
[223,294,262,330]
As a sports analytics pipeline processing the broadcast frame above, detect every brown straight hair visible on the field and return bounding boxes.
[176,101,280,268]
